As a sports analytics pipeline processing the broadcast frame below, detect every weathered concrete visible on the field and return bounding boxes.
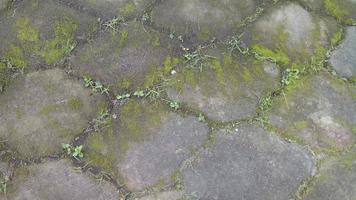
[269,72,356,151]
[85,100,208,191]
[303,150,356,200]
[182,125,314,200]
[4,160,119,200]
[167,45,280,122]
[0,69,106,159]
[330,26,356,78]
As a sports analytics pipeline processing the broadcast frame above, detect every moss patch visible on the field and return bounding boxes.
[43,17,77,65]
[252,44,290,65]
[15,17,39,42]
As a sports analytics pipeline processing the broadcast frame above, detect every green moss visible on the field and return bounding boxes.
[43,17,77,65]
[163,56,180,75]
[118,100,166,157]
[117,29,128,49]
[324,0,348,21]
[144,67,161,88]
[47,118,73,136]
[85,129,117,172]
[197,26,213,41]
[39,104,60,116]
[67,96,83,110]
[223,54,233,66]
[340,151,356,169]
[120,2,136,16]
[116,77,132,90]
[252,44,290,65]
[330,28,344,46]
[143,56,180,88]
[0,63,10,91]
[152,178,167,190]
[4,45,27,69]
[210,59,225,85]
[14,17,39,42]
[293,121,309,130]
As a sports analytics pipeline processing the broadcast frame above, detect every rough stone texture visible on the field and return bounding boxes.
[246,2,338,64]
[330,26,356,78]
[70,21,172,93]
[0,69,106,159]
[70,0,154,18]
[182,125,314,200]
[0,0,98,69]
[167,45,280,122]
[135,191,184,200]
[303,150,356,200]
[84,99,208,191]
[152,0,268,43]
[0,0,9,11]
[3,160,119,200]
[268,72,356,151]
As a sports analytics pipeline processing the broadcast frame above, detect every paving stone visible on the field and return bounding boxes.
[166,45,280,122]
[303,150,356,200]
[0,0,98,69]
[70,21,173,93]
[0,0,9,11]
[268,72,356,151]
[151,0,270,43]
[3,159,119,200]
[330,26,356,78]
[0,69,106,159]
[245,2,338,65]
[323,0,356,23]
[84,99,208,191]
[182,124,314,200]
[68,0,154,18]
[135,191,184,200]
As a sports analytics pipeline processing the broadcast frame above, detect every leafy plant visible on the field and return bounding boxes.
[169,101,180,110]
[281,68,300,86]
[198,113,206,122]
[72,145,84,158]
[93,110,110,131]
[141,13,151,24]
[83,76,109,95]
[259,96,272,112]
[62,143,84,159]
[183,47,215,72]
[226,33,249,55]
[133,90,145,97]
[103,16,125,33]
[84,76,94,87]
[116,93,131,100]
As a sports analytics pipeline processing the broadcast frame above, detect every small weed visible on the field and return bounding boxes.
[133,90,145,97]
[63,39,77,55]
[169,32,175,39]
[93,110,110,131]
[198,113,206,122]
[226,33,249,55]
[62,143,84,159]
[73,145,84,158]
[83,76,109,95]
[183,47,215,72]
[0,174,8,195]
[116,93,131,100]
[281,68,300,87]
[259,96,272,112]
[169,101,180,110]
[103,16,125,33]
[116,88,161,101]
[141,13,151,24]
